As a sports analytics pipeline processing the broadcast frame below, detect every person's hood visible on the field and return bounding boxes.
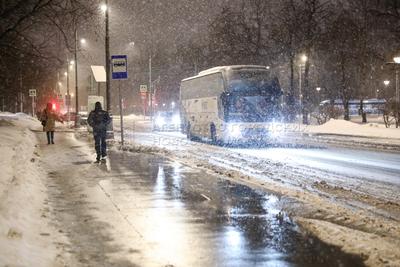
[95,102,102,111]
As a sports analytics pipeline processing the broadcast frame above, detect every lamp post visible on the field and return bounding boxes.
[316,87,321,105]
[149,53,152,121]
[299,54,307,118]
[103,1,111,112]
[394,57,400,106]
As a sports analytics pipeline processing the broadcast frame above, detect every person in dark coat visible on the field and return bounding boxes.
[41,103,63,144]
[88,102,112,162]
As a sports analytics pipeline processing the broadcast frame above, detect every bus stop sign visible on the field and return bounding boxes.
[111,55,128,80]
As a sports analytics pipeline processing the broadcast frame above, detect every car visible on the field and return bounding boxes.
[62,112,88,126]
[153,111,181,131]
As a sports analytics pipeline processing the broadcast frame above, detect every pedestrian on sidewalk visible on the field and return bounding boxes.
[88,102,112,162]
[41,103,63,144]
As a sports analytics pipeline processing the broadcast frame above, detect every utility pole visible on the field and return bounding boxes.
[74,28,79,127]
[149,54,152,122]
[105,0,111,112]
[396,69,399,103]
[19,70,23,113]
[66,56,70,123]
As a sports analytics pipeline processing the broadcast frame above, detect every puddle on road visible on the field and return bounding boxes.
[107,151,365,267]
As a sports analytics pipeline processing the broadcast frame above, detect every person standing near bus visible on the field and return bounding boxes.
[88,102,112,162]
[41,102,63,144]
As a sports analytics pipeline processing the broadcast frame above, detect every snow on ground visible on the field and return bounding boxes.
[308,119,400,139]
[0,113,65,266]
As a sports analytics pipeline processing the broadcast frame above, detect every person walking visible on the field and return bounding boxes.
[88,102,111,163]
[41,103,63,144]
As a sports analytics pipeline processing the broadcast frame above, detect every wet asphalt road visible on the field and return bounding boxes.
[99,151,364,266]
[125,129,400,188]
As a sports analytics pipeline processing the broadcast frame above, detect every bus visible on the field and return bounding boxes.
[319,98,386,115]
[180,65,283,144]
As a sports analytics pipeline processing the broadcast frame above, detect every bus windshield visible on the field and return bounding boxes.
[225,95,280,122]
[224,70,281,122]
[227,70,275,93]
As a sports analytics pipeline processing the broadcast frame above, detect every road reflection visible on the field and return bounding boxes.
[108,151,364,267]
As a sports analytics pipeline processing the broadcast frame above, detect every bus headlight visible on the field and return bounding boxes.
[155,116,165,127]
[172,114,181,125]
[230,126,242,138]
[267,122,284,138]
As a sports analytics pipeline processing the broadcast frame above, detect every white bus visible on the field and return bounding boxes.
[180,65,282,144]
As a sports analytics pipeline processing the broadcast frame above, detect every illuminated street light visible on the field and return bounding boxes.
[384,80,390,86]
[299,54,307,116]
[64,72,67,77]
[80,38,86,45]
[100,4,107,12]
[316,87,321,92]
[70,60,75,65]
[393,57,400,108]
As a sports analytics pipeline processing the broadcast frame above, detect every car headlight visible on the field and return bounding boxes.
[172,115,180,125]
[155,117,165,127]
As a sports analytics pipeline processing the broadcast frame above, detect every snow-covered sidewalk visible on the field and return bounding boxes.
[0,113,66,266]
[301,119,400,151]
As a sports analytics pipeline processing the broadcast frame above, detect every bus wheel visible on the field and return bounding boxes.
[210,123,217,144]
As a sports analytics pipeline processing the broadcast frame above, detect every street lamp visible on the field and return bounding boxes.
[299,54,307,114]
[100,3,107,12]
[384,80,390,86]
[80,38,86,45]
[316,87,321,104]
[103,1,111,112]
[394,57,400,106]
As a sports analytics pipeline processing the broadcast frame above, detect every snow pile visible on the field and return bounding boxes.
[0,113,62,266]
[309,119,400,139]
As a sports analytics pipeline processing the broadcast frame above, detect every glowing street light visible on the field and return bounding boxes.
[80,38,86,45]
[100,4,107,12]
[316,87,321,92]
[64,72,67,77]
[299,54,308,114]
[393,56,400,107]
[384,80,390,86]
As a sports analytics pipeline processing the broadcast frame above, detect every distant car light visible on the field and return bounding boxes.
[172,114,180,125]
[155,116,165,127]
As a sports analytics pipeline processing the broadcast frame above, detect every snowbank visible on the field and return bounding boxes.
[0,113,63,266]
[308,119,400,139]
